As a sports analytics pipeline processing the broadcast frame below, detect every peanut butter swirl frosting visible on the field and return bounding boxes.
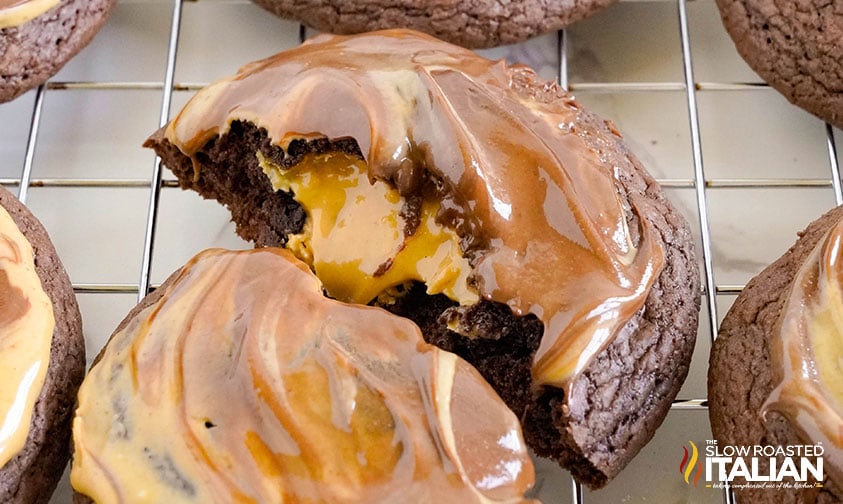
[0,204,54,467]
[0,0,59,29]
[71,248,535,503]
[764,217,843,486]
[163,29,666,391]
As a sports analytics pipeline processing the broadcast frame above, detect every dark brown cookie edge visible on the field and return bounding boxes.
[0,0,117,103]
[510,70,700,487]
[249,0,618,49]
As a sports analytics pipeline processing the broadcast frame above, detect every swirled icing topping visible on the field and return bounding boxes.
[0,205,54,467]
[763,217,843,486]
[71,248,535,503]
[0,0,59,29]
[163,29,665,389]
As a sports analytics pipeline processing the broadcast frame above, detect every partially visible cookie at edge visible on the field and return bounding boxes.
[715,0,843,128]
[0,0,117,103]
[0,185,85,504]
[709,205,843,503]
[250,0,617,48]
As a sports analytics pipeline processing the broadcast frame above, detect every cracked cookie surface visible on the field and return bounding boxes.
[715,0,843,128]
[250,0,617,48]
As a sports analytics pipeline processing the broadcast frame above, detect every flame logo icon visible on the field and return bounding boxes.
[679,440,703,486]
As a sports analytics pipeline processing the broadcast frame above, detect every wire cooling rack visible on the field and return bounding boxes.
[0,0,839,502]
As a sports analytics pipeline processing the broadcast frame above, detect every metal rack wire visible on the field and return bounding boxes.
[3,0,840,502]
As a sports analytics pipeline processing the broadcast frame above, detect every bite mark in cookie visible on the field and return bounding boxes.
[163,28,665,393]
[146,29,700,488]
[259,150,477,306]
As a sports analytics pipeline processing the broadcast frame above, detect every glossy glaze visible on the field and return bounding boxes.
[165,29,665,389]
[0,205,54,467]
[71,248,535,503]
[764,218,843,486]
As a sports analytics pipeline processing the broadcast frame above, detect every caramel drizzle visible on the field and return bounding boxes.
[764,219,843,486]
[165,29,665,389]
[71,248,535,503]
[0,0,33,8]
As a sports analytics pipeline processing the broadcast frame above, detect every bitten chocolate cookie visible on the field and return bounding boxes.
[709,206,843,503]
[0,0,116,103]
[145,29,701,488]
[715,0,843,128]
[0,186,85,504]
[251,0,616,48]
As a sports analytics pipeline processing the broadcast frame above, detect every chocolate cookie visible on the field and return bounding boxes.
[715,0,843,128]
[709,206,843,503]
[145,29,700,488]
[0,186,85,504]
[250,0,616,48]
[71,248,535,503]
[0,0,116,103]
